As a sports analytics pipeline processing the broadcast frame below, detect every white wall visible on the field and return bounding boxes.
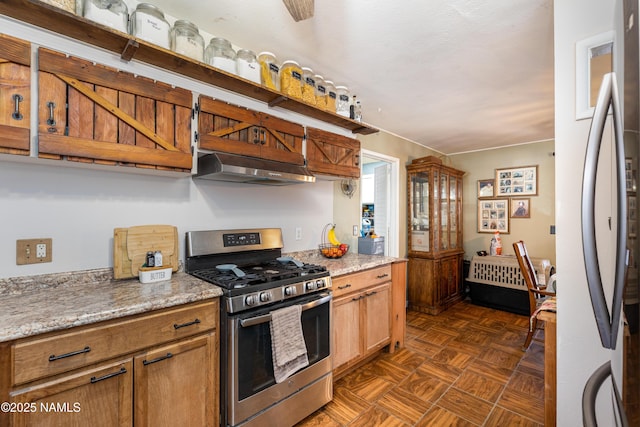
[0,16,346,279]
[554,0,622,424]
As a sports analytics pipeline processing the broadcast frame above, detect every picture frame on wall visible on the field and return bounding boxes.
[477,179,494,199]
[510,198,530,218]
[626,158,636,192]
[477,199,509,233]
[495,165,538,196]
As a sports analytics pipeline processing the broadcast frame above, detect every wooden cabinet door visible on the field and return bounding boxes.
[0,33,31,155]
[364,283,391,353]
[440,255,461,302]
[198,95,305,165]
[10,359,132,427]
[306,126,361,178]
[332,295,362,370]
[134,334,217,427]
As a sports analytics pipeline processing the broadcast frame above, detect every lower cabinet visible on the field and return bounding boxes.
[331,265,393,378]
[408,254,463,315]
[4,300,219,427]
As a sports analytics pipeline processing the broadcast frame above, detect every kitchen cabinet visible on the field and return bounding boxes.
[306,127,361,179]
[0,33,31,156]
[36,48,192,171]
[331,265,392,378]
[0,0,377,136]
[3,300,219,427]
[407,156,464,314]
[197,95,305,165]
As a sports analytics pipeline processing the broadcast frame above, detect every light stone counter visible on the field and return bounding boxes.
[284,250,406,277]
[0,268,222,343]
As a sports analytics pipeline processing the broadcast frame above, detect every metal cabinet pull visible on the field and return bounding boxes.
[365,291,378,297]
[260,129,266,145]
[143,352,173,366]
[337,283,352,290]
[376,274,389,279]
[12,94,23,120]
[46,101,56,126]
[173,318,201,329]
[49,346,91,362]
[253,127,260,144]
[90,367,127,384]
[355,154,360,166]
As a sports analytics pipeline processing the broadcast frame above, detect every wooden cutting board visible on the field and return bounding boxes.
[113,225,178,279]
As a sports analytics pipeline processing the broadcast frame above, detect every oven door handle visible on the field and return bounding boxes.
[239,293,332,328]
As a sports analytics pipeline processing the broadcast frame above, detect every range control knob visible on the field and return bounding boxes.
[284,286,297,296]
[316,279,325,288]
[259,292,272,302]
[245,294,259,306]
[306,281,317,291]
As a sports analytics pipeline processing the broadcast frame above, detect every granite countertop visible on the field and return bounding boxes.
[0,269,222,343]
[0,252,403,343]
[284,250,406,277]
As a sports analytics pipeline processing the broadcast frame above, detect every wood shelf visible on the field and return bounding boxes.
[0,0,378,136]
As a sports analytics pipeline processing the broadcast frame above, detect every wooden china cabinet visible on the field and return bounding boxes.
[407,156,465,315]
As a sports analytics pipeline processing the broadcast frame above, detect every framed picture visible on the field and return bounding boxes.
[626,158,636,192]
[477,199,509,233]
[576,31,614,120]
[477,179,494,199]
[630,221,637,238]
[510,198,530,218]
[495,165,538,196]
[629,195,637,221]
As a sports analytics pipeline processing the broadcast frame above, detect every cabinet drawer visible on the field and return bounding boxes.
[12,300,218,385]
[331,265,392,298]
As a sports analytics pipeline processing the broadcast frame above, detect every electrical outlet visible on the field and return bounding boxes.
[295,227,302,240]
[17,238,52,265]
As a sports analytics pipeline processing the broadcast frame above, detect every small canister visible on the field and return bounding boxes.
[170,20,205,62]
[154,250,163,267]
[146,251,155,267]
[324,80,337,112]
[83,0,128,33]
[314,74,327,109]
[130,3,170,49]
[205,37,236,74]
[235,49,261,84]
[335,85,350,117]
[258,52,280,91]
[280,60,303,99]
[300,67,316,105]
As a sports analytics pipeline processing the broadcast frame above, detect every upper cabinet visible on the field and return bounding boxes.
[0,0,377,136]
[198,96,305,165]
[306,127,361,179]
[0,33,31,155]
[37,48,193,171]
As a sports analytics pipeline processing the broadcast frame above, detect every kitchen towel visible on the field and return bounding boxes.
[270,304,309,383]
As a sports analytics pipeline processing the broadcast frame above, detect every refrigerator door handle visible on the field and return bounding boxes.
[581,72,627,350]
[582,361,629,427]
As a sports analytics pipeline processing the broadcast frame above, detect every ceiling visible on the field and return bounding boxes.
[147,0,555,155]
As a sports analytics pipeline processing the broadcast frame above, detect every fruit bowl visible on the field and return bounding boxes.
[319,243,349,259]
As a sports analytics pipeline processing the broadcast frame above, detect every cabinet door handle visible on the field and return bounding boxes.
[352,295,365,301]
[253,127,260,144]
[338,283,352,290]
[173,318,201,329]
[90,367,127,384]
[49,346,91,362]
[260,129,266,145]
[12,94,23,120]
[365,291,378,297]
[46,101,56,126]
[355,154,360,166]
[376,274,389,279]
[143,352,173,366]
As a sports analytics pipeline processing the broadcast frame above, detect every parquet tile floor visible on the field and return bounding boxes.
[297,300,545,427]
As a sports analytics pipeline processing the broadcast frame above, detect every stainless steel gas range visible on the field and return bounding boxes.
[185,228,332,427]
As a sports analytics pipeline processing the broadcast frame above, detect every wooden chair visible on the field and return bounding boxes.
[513,240,556,350]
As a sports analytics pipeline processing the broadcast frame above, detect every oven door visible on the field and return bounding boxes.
[226,292,332,426]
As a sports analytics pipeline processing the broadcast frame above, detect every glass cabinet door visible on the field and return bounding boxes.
[440,172,449,250]
[449,176,458,249]
[410,171,430,251]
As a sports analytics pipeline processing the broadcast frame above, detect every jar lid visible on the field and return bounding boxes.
[258,51,277,58]
[301,67,314,73]
[314,74,325,80]
[281,60,300,67]
[135,3,165,15]
[335,85,349,90]
[173,20,199,32]
[236,49,257,59]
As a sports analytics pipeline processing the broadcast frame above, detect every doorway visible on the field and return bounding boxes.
[360,149,400,257]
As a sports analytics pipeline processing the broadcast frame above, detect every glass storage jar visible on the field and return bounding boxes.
[280,60,303,100]
[300,67,316,105]
[42,0,76,14]
[170,20,204,62]
[314,74,327,109]
[324,80,337,112]
[258,52,280,91]
[335,85,350,117]
[205,37,237,74]
[235,49,260,84]
[83,0,128,33]
[130,3,170,49]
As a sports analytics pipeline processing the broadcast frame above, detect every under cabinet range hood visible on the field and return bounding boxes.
[195,152,316,185]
